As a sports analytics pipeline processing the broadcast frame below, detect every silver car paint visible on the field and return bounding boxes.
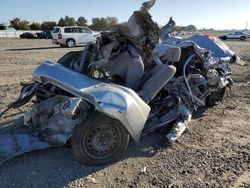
[0,96,81,165]
[33,61,151,143]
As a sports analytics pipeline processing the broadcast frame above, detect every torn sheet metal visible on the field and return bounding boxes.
[0,123,51,165]
[189,35,235,57]
[160,17,176,42]
[33,61,150,143]
[140,0,156,12]
[0,96,82,165]
[166,105,192,143]
[25,96,81,144]
[0,0,236,166]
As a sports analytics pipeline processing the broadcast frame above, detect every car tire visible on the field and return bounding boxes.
[206,88,226,107]
[71,112,130,166]
[221,36,227,40]
[66,39,76,48]
[240,36,246,41]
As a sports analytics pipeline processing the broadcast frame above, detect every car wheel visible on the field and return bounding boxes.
[71,112,130,166]
[221,36,227,40]
[240,36,246,41]
[206,88,226,107]
[66,39,75,48]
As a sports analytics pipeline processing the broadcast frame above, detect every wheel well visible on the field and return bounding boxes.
[71,111,130,165]
[66,38,76,43]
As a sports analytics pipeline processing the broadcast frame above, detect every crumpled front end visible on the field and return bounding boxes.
[0,123,51,165]
[33,61,151,143]
[0,59,150,165]
[0,96,81,165]
[81,83,151,142]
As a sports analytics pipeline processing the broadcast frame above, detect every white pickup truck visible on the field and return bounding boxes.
[219,32,249,41]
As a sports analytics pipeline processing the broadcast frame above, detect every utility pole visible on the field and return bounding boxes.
[246,21,248,30]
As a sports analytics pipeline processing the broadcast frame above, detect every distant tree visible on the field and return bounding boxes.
[172,25,184,32]
[77,16,87,26]
[183,25,197,31]
[0,25,6,30]
[10,18,31,30]
[58,17,66,27]
[20,20,30,30]
[64,15,76,26]
[90,17,118,31]
[30,22,41,30]
[106,17,118,27]
[172,24,197,32]
[120,21,128,26]
[41,21,57,31]
[10,17,22,30]
[90,17,108,31]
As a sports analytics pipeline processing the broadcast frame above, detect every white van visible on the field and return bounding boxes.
[52,26,100,47]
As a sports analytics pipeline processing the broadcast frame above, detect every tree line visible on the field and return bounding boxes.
[9,15,119,31]
[9,16,197,32]
[173,25,197,32]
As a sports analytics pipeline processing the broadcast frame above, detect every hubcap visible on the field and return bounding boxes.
[67,40,75,47]
[83,123,121,159]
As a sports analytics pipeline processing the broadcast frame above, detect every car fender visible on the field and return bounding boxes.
[80,84,151,143]
[33,61,151,143]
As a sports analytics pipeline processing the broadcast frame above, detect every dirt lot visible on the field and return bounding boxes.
[0,38,249,188]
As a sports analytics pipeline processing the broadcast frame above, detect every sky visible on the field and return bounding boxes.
[0,0,250,30]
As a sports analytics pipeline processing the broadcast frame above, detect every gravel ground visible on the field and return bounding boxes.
[0,38,249,188]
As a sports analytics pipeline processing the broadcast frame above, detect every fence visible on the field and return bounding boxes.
[0,30,41,38]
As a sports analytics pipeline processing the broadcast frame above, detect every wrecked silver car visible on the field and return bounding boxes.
[0,0,237,166]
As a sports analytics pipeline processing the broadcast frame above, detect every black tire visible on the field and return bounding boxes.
[206,88,226,107]
[221,36,227,40]
[71,112,130,166]
[240,36,246,41]
[66,39,75,48]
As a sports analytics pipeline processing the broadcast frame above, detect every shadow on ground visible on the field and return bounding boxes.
[0,106,208,187]
[5,46,62,51]
[5,45,86,51]
[0,116,168,187]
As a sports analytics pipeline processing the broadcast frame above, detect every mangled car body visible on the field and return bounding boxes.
[0,0,238,166]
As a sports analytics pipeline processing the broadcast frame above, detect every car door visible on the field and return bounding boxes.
[79,27,95,44]
[73,28,82,44]
[235,32,242,39]
[64,27,75,41]
[227,33,235,39]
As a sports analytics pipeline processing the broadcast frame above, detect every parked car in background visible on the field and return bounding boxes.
[36,31,52,39]
[219,32,250,41]
[52,26,100,47]
[19,32,37,39]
